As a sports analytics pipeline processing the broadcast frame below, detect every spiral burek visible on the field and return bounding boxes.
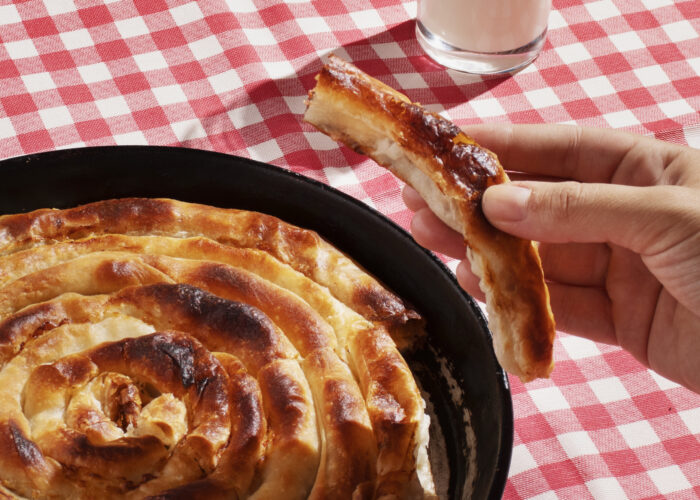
[0,198,436,499]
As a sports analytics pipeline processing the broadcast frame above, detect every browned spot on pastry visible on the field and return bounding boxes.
[117,284,291,373]
[369,396,411,427]
[47,429,167,475]
[146,478,230,499]
[399,106,501,197]
[325,379,366,427]
[229,376,264,443]
[49,356,97,387]
[0,215,33,239]
[365,385,405,426]
[205,353,265,495]
[6,422,43,467]
[0,199,177,252]
[0,302,66,363]
[0,302,57,342]
[259,366,308,435]
[64,198,175,231]
[184,261,332,355]
[137,285,275,342]
[95,259,146,284]
[352,285,413,322]
[0,422,53,495]
[191,262,253,295]
[278,224,321,257]
[323,379,375,492]
[89,333,198,394]
[157,340,196,388]
[240,219,319,277]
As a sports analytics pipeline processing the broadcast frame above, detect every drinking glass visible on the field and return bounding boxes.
[416,0,552,74]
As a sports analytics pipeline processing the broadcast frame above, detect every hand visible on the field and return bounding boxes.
[403,124,700,393]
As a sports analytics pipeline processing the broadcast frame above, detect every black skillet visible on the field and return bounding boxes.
[0,146,512,499]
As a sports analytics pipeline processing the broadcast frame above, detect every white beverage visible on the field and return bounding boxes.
[416,0,551,73]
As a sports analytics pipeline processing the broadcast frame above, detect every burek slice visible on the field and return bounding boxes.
[304,55,555,381]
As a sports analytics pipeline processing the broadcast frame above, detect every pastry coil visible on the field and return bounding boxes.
[0,198,435,499]
[304,55,555,381]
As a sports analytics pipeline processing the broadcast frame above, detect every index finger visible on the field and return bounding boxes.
[462,123,643,183]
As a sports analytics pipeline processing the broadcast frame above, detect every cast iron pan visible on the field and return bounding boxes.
[0,146,512,499]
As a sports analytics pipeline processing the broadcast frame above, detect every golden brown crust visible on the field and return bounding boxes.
[349,328,426,498]
[303,348,376,499]
[26,332,231,486]
[252,359,318,499]
[0,234,368,352]
[304,55,555,381]
[0,292,270,498]
[0,198,419,330]
[207,353,266,497]
[0,198,435,498]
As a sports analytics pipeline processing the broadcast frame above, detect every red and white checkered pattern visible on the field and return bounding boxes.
[1,1,699,498]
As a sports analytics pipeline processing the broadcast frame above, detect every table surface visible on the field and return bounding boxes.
[1,1,699,498]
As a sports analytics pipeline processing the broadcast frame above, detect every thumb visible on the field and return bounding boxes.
[482,181,691,254]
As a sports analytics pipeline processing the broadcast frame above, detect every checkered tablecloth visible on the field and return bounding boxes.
[1,0,699,498]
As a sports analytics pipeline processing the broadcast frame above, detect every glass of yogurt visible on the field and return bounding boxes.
[416,0,552,74]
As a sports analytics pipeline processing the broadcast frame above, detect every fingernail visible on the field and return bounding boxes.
[483,185,531,222]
